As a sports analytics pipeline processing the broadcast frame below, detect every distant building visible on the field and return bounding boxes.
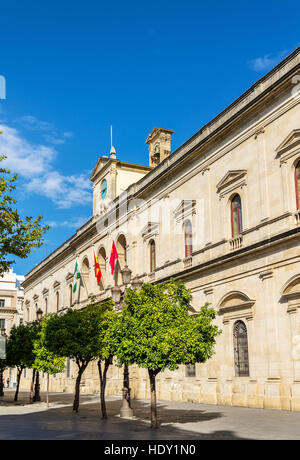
[0,268,24,334]
[0,268,24,388]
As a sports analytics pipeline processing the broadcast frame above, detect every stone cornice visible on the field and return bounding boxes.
[156,226,300,284]
[0,308,17,314]
[134,48,300,197]
[216,170,247,196]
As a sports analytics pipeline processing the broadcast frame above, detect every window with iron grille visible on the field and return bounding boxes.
[185,364,196,377]
[233,320,249,377]
[66,358,70,378]
[149,240,156,272]
[231,194,243,237]
[184,220,193,258]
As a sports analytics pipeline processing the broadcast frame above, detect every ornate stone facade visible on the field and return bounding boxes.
[22,48,300,410]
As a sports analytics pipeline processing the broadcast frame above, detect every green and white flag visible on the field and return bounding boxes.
[72,260,81,294]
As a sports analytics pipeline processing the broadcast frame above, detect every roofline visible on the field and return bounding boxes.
[23,47,300,284]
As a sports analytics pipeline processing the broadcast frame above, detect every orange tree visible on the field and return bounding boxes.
[111,279,221,428]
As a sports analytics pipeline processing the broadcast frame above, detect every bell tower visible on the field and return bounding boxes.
[146,127,174,168]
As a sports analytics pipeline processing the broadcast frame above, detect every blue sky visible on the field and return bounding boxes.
[0,0,299,275]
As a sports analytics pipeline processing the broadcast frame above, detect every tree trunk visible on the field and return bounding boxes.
[30,369,36,403]
[0,371,4,397]
[14,367,23,402]
[123,363,131,407]
[72,362,87,413]
[148,369,159,429]
[46,374,49,408]
[33,371,41,402]
[98,358,110,419]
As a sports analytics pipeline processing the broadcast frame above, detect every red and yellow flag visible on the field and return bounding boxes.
[94,252,102,284]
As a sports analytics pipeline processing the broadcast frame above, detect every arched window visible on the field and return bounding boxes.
[231,194,243,237]
[233,320,249,377]
[184,220,193,257]
[149,240,156,273]
[98,247,107,290]
[69,285,72,308]
[66,358,71,378]
[82,258,90,295]
[115,235,127,285]
[295,161,300,209]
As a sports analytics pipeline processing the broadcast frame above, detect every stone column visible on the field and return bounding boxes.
[287,299,300,381]
[255,129,270,222]
[280,160,291,213]
[90,244,98,297]
[259,269,280,378]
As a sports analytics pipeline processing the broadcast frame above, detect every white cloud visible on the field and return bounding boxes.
[0,123,56,177]
[47,216,90,229]
[16,115,54,131]
[15,115,74,145]
[26,171,92,209]
[248,50,289,72]
[0,121,92,208]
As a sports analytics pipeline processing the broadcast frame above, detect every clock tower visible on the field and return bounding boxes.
[90,145,152,217]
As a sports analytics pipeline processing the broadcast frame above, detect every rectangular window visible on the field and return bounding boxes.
[185,364,196,377]
[0,300,5,308]
[0,319,5,329]
[66,358,70,378]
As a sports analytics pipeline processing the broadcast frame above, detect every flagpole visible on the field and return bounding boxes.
[77,260,81,303]
[81,268,89,299]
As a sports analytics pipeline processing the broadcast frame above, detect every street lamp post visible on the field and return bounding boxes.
[0,328,7,397]
[33,308,43,402]
[112,266,142,418]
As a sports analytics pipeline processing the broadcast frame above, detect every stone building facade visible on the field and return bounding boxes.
[0,268,24,334]
[22,48,300,410]
[0,268,24,387]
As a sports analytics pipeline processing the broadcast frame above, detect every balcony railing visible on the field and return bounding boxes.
[183,256,192,269]
[229,235,243,251]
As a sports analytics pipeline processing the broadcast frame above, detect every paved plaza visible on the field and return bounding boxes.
[0,390,299,440]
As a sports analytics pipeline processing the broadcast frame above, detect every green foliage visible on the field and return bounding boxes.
[6,322,39,370]
[0,358,7,373]
[111,279,221,372]
[82,299,117,361]
[44,302,116,365]
[0,155,49,274]
[32,315,65,375]
[44,309,90,364]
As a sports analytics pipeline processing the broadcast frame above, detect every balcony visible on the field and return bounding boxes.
[295,210,300,226]
[229,235,243,251]
[183,256,192,269]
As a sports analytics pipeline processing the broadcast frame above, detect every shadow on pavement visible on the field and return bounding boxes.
[0,391,246,440]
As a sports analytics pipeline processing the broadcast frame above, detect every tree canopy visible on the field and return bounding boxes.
[32,315,65,375]
[44,304,117,412]
[6,322,40,401]
[0,154,49,274]
[111,279,221,427]
[112,279,220,372]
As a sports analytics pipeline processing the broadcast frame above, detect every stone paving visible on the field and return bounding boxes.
[0,390,300,440]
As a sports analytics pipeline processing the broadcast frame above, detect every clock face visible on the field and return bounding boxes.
[101,179,107,200]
